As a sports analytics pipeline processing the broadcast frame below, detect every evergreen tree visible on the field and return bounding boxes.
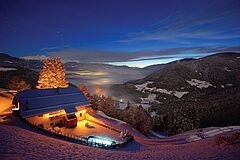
[123,105,152,134]
[77,84,93,104]
[37,58,68,89]
[165,105,200,135]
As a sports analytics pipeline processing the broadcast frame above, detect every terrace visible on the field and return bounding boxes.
[26,111,129,147]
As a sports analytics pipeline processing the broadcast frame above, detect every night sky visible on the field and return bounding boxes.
[0,0,240,67]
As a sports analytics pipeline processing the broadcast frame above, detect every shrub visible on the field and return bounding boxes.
[7,76,31,91]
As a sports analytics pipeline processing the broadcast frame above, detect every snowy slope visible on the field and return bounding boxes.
[0,118,239,160]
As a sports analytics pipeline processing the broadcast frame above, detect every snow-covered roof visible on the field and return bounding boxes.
[16,85,90,118]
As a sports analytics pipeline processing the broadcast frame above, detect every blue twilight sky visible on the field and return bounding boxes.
[0,0,240,67]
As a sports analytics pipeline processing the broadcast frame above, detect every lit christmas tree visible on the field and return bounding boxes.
[37,58,69,89]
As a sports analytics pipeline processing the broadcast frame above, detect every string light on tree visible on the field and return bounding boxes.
[37,58,69,89]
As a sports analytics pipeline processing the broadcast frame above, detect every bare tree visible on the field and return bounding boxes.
[7,76,31,92]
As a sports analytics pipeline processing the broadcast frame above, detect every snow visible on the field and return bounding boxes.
[155,89,188,98]
[221,85,225,88]
[149,130,166,138]
[95,111,127,125]
[188,135,202,141]
[61,120,122,143]
[155,88,172,95]
[4,60,15,63]
[138,103,151,109]
[119,102,128,110]
[226,84,233,86]
[132,103,151,110]
[186,79,215,89]
[150,111,157,117]
[237,56,240,59]
[0,67,17,71]
[1,120,240,160]
[186,126,240,143]
[135,81,153,91]
[140,94,160,105]
[26,113,124,143]
[224,67,232,72]
[173,91,189,98]
[146,93,156,101]
[135,83,188,109]
[135,83,188,99]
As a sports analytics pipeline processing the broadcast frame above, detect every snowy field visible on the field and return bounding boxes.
[134,81,189,110]
[0,67,17,71]
[186,79,216,89]
[135,81,189,99]
[0,118,239,160]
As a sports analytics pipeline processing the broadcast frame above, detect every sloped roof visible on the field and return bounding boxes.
[16,85,90,118]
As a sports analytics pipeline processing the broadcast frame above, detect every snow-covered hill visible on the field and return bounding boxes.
[0,117,239,160]
[111,52,240,133]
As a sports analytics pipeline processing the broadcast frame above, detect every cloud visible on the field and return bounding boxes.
[41,46,61,51]
[41,44,71,51]
[47,45,240,63]
[118,6,240,44]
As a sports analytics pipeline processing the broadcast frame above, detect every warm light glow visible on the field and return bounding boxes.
[93,86,107,96]
[90,78,112,85]
[69,71,108,76]
[77,109,86,113]
[49,110,66,118]
[43,113,49,118]
[37,58,69,89]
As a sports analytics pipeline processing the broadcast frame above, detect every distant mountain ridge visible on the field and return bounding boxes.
[0,53,157,89]
[0,53,43,70]
[21,55,51,61]
[111,52,240,130]
[0,53,155,72]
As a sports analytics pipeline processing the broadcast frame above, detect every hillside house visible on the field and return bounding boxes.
[12,85,91,128]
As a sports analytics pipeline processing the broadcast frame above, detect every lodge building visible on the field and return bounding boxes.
[12,85,91,128]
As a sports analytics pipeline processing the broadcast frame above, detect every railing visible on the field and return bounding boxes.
[21,118,133,149]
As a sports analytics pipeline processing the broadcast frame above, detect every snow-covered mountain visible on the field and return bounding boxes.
[21,54,83,64]
[111,52,240,131]
[21,55,51,61]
